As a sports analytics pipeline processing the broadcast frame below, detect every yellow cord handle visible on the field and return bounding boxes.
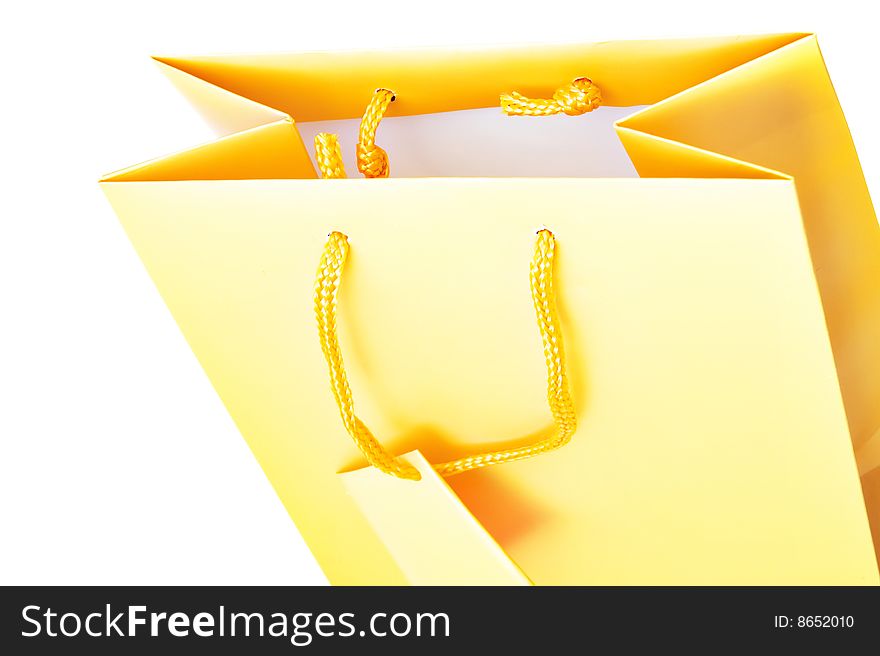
[501,77,601,116]
[314,229,577,480]
[313,77,600,179]
[314,133,347,179]
[356,88,395,178]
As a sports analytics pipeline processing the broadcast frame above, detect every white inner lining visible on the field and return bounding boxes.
[297,105,647,178]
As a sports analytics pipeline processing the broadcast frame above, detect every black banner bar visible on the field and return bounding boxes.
[2,586,877,653]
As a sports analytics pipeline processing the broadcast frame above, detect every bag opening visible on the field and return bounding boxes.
[298,105,645,178]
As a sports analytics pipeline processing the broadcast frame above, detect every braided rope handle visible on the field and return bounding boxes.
[314,133,347,179]
[314,232,421,480]
[313,77,601,179]
[355,89,395,178]
[500,77,601,117]
[314,229,577,480]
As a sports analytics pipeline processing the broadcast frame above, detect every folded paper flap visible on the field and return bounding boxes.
[341,451,532,585]
[617,34,826,180]
[100,120,316,182]
[153,58,290,136]
[615,125,789,180]
[99,60,317,182]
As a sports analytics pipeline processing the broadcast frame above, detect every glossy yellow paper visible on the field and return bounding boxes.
[101,34,880,584]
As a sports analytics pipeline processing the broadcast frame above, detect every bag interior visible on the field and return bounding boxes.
[297,105,647,177]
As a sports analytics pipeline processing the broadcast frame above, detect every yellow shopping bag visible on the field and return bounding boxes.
[102,33,880,584]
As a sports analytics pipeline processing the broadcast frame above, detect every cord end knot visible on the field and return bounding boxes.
[502,77,601,117]
[356,142,390,178]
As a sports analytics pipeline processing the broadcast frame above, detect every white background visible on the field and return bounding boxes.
[1,0,877,584]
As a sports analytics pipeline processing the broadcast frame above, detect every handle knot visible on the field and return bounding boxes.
[356,88,395,178]
[501,77,601,117]
[552,78,601,116]
[356,142,390,178]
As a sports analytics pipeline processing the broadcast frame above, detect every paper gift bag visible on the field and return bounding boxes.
[101,33,880,584]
